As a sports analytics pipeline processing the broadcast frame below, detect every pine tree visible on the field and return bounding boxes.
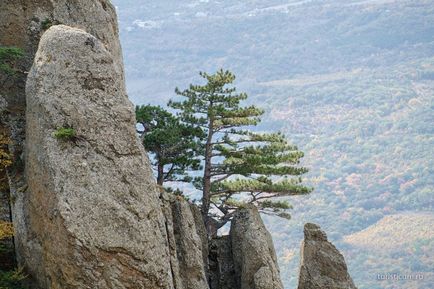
[169,70,312,235]
[135,105,203,185]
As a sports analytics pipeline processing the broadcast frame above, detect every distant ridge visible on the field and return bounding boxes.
[343,212,434,251]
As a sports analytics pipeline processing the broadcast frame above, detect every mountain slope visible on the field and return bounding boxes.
[341,212,434,289]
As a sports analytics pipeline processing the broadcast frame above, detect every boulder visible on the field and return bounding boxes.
[297,223,357,289]
[23,25,173,289]
[230,206,284,289]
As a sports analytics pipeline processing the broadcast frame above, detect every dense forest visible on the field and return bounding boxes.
[112,0,434,288]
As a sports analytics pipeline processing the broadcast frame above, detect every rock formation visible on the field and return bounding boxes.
[0,0,123,111]
[297,223,357,289]
[0,0,125,273]
[0,0,124,234]
[23,25,173,289]
[0,1,285,288]
[161,192,209,289]
[231,206,284,289]
[208,206,284,289]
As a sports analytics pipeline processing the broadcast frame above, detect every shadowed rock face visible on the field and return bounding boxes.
[230,206,284,289]
[297,223,357,289]
[209,235,237,289]
[24,25,173,289]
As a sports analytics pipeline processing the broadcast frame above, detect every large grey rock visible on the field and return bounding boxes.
[23,25,173,289]
[161,192,209,289]
[297,223,357,289]
[230,206,284,289]
[0,1,125,273]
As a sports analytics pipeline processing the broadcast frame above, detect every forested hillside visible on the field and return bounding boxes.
[112,0,434,288]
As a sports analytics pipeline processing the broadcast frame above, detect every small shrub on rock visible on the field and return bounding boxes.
[53,127,76,141]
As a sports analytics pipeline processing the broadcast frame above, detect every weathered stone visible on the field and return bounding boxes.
[0,0,123,112]
[0,1,125,274]
[297,223,357,289]
[209,236,237,289]
[23,25,173,289]
[161,192,209,289]
[230,206,284,289]
[190,202,209,276]
[1,3,299,289]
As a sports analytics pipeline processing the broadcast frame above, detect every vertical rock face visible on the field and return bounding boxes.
[0,0,125,274]
[24,25,173,289]
[230,206,284,289]
[190,202,210,274]
[161,193,209,289]
[297,223,357,289]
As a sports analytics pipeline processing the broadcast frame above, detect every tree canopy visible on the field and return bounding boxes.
[136,70,312,235]
[136,105,203,185]
[169,70,312,234]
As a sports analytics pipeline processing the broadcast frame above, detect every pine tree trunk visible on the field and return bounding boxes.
[202,116,214,234]
[157,162,164,185]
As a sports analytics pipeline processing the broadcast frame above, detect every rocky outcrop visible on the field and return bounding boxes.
[208,206,283,289]
[297,223,357,289]
[161,193,209,289]
[0,0,125,255]
[23,25,173,289]
[0,0,126,274]
[224,206,283,289]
